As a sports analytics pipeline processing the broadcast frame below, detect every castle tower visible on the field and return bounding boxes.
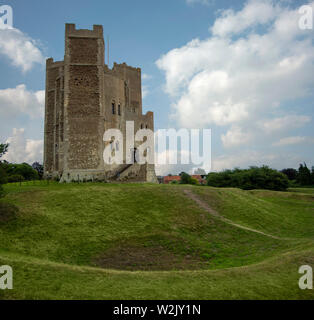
[43,23,157,183]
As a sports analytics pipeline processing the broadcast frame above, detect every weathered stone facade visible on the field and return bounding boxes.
[44,24,157,183]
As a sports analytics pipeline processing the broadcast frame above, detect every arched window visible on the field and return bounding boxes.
[112,102,115,114]
[118,104,121,115]
[141,124,143,129]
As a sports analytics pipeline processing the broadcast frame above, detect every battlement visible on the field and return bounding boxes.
[65,23,103,38]
[104,62,141,80]
[113,62,141,73]
[46,58,64,69]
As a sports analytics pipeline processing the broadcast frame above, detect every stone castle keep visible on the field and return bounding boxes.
[44,23,157,182]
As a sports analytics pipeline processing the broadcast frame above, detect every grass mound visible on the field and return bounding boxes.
[0,202,18,223]
[0,182,313,299]
[94,243,203,271]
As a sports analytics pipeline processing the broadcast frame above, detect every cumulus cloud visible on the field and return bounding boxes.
[211,0,280,37]
[0,28,45,72]
[156,0,314,128]
[273,136,314,146]
[156,0,314,170]
[221,125,253,148]
[3,128,43,164]
[261,115,311,133]
[0,84,45,119]
[212,150,306,172]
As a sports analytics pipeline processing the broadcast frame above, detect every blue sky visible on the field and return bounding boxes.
[0,0,313,174]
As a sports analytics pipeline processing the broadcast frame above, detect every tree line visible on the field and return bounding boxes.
[1,142,313,193]
[174,164,314,191]
[0,143,43,197]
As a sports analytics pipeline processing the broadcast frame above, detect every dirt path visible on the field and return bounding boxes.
[183,189,291,241]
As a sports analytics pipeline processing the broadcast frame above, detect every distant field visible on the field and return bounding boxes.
[288,187,314,195]
[0,183,314,299]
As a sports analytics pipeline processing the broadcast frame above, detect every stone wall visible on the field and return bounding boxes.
[44,58,64,177]
[44,23,157,183]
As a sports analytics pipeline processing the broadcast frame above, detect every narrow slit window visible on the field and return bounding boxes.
[112,103,115,114]
[118,104,121,115]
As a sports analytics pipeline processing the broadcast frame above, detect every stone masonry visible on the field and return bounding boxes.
[44,23,157,183]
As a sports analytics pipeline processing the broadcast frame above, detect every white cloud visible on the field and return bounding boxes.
[211,0,279,37]
[261,115,311,133]
[0,28,45,72]
[3,128,43,164]
[0,84,45,119]
[221,125,253,148]
[186,0,213,5]
[212,150,305,171]
[155,148,195,176]
[273,136,314,146]
[142,73,152,80]
[156,0,314,130]
[142,74,152,98]
[142,85,149,99]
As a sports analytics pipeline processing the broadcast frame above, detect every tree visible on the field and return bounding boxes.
[0,143,9,159]
[207,166,289,191]
[297,163,312,186]
[180,172,193,184]
[0,166,7,185]
[281,168,298,181]
[14,163,39,180]
[0,143,9,198]
[32,162,44,179]
[7,174,24,183]
[1,162,39,181]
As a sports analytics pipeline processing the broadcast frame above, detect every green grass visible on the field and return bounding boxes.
[194,187,314,238]
[0,183,314,299]
[288,187,314,195]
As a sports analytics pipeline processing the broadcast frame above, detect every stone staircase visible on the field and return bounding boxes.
[105,163,158,183]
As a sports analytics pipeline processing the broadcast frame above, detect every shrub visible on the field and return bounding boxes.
[0,166,7,198]
[207,166,289,191]
[180,172,190,184]
[178,172,200,185]
[0,166,7,185]
[1,162,38,181]
[7,174,25,183]
[190,178,199,185]
[180,172,193,184]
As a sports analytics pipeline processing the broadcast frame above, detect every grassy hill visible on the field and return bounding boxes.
[0,182,314,299]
